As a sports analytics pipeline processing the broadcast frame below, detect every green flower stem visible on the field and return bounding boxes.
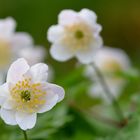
[22,130,28,140]
[91,62,125,121]
[69,101,123,128]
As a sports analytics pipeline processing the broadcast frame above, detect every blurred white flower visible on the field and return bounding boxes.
[0,17,33,70]
[47,9,103,64]
[0,58,65,130]
[0,17,48,84]
[85,47,131,102]
[18,46,46,66]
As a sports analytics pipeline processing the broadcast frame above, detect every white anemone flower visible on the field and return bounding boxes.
[0,17,33,70]
[0,58,65,130]
[47,8,103,64]
[85,47,131,102]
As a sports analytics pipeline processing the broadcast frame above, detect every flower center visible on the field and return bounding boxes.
[10,77,46,113]
[75,30,84,39]
[0,40,12,68]
[21,90,31,102]
[62,22,93,52]
[101,59,124,83]
[103,59,122,73]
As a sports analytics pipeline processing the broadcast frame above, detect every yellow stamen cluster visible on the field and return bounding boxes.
[102,59,122,73]
[10,77,46,113]
[62,22,93,52]
[101,59,124,83]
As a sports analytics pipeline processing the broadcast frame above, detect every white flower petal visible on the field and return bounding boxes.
[47,25,64,43]
[18,46,46,65]
[76,37,103,64]
[0,99,6,108]
[38,90,58,113]
[0,83,10,105]
[26,63,48,82]
[0,83,9,97]
[50,44,74,61]
[58,9,78,25]
[76,51,94,64]
[11,32,33,50]
[2,99,15,110]
[37,82,64,113]
[0,108,17,125]
[79,9,97,27]
[16,112,36,130]
[7,58,30,83]
[0,17,16,37]
[46,83,65,102]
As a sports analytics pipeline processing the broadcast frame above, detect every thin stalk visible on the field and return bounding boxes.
[22,130,28,140]
[69,101,123,128]
[91,62,125,121]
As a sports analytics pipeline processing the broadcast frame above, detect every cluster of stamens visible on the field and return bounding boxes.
[10,77,46,113]
[62,22,93,52]
[102,59,122,73]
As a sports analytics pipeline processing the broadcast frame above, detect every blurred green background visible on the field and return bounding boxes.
[0,0,140,140]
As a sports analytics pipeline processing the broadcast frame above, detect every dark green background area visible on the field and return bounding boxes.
[0,0,140,67]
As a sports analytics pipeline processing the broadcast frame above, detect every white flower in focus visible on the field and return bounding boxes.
[0,17,33,70]
[0,58,65,130]
[85,47,131,102]
[47,9,103,64]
